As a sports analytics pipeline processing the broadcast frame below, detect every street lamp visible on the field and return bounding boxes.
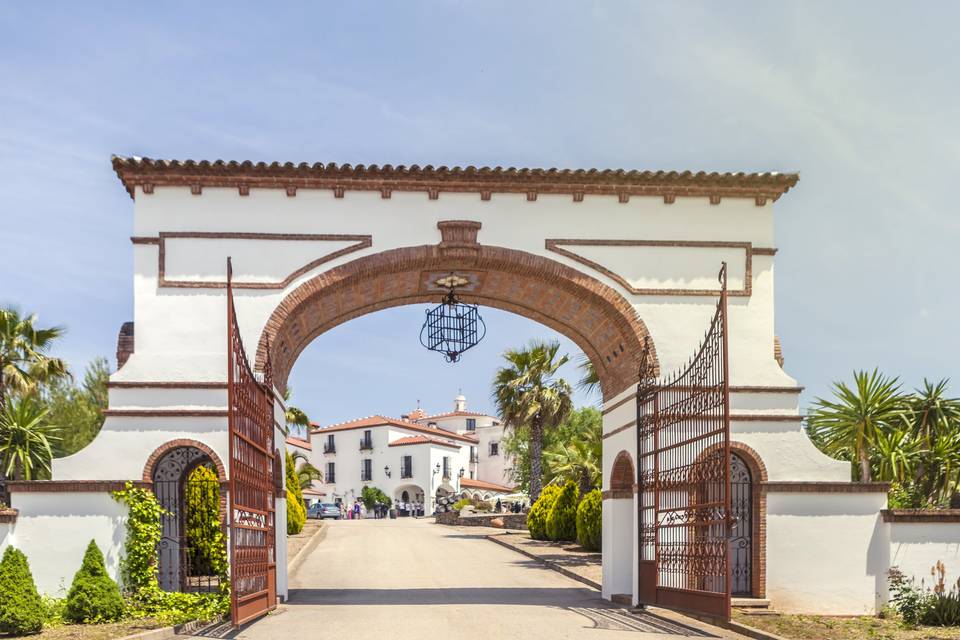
[458,467,465,478]
[433,462,441,475]
[384,465,391,478]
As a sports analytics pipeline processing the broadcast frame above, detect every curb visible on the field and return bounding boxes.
[116,615,225,640]
[486,534,771,640]
[288,521,327,575]
[485,534,602,591]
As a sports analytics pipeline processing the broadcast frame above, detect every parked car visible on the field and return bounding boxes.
[307,502,341,520]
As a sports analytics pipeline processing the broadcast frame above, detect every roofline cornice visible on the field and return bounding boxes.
[111,156,799,203]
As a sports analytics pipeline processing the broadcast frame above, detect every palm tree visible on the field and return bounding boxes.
[493,340,573,502]
[576,355,600,397]
[291,450,323,489]
[807,369,907,482]
[0,396,62,480]
[0,308,68,409]
[544,407,601,496]
[282,387,311,437]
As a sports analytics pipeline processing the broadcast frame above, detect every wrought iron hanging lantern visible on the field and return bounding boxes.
[419,274,486,362]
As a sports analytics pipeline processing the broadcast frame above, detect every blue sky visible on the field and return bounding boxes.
[1,2,958,424]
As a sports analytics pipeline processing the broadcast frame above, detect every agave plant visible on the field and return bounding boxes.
[807,369,908,482]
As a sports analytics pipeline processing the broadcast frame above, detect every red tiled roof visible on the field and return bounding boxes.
[460,478,515,493]
[112,156,799,201]
[285,436,312,451]
[311,415,478,444]
[388,435,461,450]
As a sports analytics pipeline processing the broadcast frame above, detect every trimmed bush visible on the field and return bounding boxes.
[285,450,305,534]
[526,484,561,540]
[185,465,227,579]
[576,489,602,551]
[546,480,579,542]
[64,540,125,623]
[0,546,45,635]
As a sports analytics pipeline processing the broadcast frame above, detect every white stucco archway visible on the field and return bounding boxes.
[7,157,899,615]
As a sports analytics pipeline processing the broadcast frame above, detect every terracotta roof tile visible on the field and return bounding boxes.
[112,156,799,201]
[421,410,496,421]
[311,415,478,444]
[460,478,515,493]
[388,435,461,449]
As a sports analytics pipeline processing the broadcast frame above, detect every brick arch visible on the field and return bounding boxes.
[142,438,227,483]
[609,450,635,497]
[730,440,767,598]
[256,244,658,401]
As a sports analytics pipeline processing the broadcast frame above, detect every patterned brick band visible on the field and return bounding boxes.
[881,509,960,523]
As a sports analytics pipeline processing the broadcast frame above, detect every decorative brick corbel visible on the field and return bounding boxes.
[286,186,297,197]
[480,191,491,201]
[190,184,202,195]
[573,191,584,203]
[618,192,630,204]
[428,188,439,200]
[526,191,538,202]
[709,194,721,205]
[381,188,392,199]
[333,186,345,198]
[663,194,675,204]
[142,183,155,195]
[755,196,767,207]
[437,220,482,257]
[238,185,250,196]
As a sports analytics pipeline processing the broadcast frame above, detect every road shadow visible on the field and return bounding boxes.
[288,586,599,606]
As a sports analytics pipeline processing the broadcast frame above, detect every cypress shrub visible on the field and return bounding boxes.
[64,540,125,623]
[546,481,579,542]
[526,484,561,540]
[184,465,227,579]
[285,450,306,534]
[576,489,602,551]
[0,546,45,635]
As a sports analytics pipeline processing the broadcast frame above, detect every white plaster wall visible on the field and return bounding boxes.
[766,492,889,614]
[7,492,127,596]
[275,497,288,601]
[124,187,788,388]
[54,417,228,481]
[887,521,960,597]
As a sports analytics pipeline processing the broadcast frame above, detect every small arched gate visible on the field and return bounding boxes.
[636,264,732,621]
[227,260,278,626]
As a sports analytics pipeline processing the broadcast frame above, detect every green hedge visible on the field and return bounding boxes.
[527,484,561,540]
[546,481,579,542]
[185,465,227,579]
[0,546,45,635]
[64,540,125,623]
[576,489,602,551]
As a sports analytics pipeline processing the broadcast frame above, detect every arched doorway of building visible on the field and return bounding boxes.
[730,453,753,596]
[145,441,227,593]
[393,484,424,516]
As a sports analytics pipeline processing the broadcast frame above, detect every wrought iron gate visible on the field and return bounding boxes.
[730,454,752,596]
[227,259,278,626]
[636,263,732,620]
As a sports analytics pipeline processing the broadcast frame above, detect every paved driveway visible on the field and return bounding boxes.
[233,518,722,639]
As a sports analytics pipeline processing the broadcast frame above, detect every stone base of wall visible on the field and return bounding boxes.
[434,511,527,529]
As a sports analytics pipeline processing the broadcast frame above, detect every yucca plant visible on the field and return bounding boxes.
[807,370,908,482]
[0,396,62,480]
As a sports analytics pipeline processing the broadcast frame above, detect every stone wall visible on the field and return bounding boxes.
[434,511,527,529]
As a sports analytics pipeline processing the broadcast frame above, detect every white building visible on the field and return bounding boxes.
[302,403,513,514]
[407,394,512,488]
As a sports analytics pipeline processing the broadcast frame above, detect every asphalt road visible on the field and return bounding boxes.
[231,518,720,639]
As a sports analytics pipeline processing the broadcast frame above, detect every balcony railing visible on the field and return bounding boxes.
[323,443,336,454]
[325,475,336,484]
[360,471,372,481]
[470,454,478,464]
[359,438,374,451]
[401,468,413,479]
